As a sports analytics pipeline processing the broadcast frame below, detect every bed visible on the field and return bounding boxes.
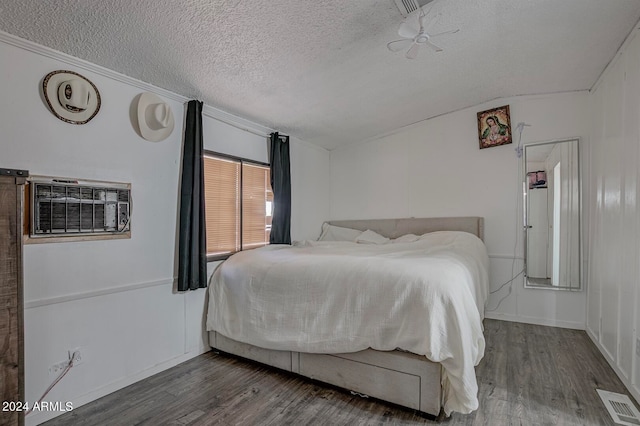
[206,217,488,418]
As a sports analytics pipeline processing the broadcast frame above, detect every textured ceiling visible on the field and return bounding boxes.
[1,0,639,149]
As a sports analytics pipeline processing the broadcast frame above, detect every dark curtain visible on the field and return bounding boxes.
[269,132,291,244]
[177,100,207,291]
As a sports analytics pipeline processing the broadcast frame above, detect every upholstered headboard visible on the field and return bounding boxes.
[327,217,484,241]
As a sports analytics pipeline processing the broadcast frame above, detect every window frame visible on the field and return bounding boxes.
[203,150,271,262]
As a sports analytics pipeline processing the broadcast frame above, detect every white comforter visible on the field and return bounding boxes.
[206,231,489,415]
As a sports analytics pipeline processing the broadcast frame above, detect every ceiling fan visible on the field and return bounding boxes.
[387,6,459,59]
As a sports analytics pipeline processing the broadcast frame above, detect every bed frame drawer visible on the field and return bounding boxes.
[209,332,442,417]
[299,352,421,410]
[212,332,294,372]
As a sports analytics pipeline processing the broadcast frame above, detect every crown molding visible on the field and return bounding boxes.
[590,22,640,94]
[0,30,185,102]
[201,104,272,138]
[0,30,273,138]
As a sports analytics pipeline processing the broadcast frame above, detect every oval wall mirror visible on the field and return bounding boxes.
[523,138,581,290]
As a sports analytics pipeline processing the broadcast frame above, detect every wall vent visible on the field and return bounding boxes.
[30,177,131,238]
[597,389,640,426]
[393,0,435,17]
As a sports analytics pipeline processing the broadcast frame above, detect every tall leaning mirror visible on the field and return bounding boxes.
[523,138,581,290]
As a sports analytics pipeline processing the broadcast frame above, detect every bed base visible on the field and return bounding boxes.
[209,331,443,417]
[207,217,485,418]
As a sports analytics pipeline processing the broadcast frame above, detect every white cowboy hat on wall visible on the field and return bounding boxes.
[135,92,175,142]
[42,70,101,124]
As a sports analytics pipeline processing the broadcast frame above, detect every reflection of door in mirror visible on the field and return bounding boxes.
[524,139,580,290]
[527,187,549,282]
[552,161,561,285]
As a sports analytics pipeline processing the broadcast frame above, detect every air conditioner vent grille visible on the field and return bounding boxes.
[402,0,418,15]
[393,0,435,17]
[31,178,131,237]
[597,389,640,426]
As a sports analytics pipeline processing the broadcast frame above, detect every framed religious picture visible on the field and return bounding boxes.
[477,105,512,149]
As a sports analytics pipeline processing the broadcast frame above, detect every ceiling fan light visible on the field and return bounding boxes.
[398,22,419,39]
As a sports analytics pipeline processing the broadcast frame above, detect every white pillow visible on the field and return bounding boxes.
[355,229,390,245]
[318,223,363,242]
[391,233,420,244]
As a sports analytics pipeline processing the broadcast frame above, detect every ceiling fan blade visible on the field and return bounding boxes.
[425,39,443,52]
[418,8,426,32]
[429,29,460,38]
[387,39,414,52]
[398,22,418,39]
[421,0,440,17]
[405,43,420,59]
[420,5,441,31]
[419,10,431,31]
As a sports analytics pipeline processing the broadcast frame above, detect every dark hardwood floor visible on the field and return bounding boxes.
[43,320,637,425]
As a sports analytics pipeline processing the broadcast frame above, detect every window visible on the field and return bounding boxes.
[204,153,272,260]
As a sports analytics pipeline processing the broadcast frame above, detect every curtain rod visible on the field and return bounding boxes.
[200,106,289,141]
[272,132,289,141]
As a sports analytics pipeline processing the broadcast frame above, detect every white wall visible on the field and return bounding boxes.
[586,27,640,404]
[330,91,590,329]
[0,34,329,425]
[290,137,332,241]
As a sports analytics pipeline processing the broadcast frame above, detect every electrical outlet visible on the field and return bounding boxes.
[49,347,85,377]
[68,347,84,366]
[48,360,69,377]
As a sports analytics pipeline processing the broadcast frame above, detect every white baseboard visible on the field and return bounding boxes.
[585,328,640,406]
[485,311,585,330]
[26,347,210,426]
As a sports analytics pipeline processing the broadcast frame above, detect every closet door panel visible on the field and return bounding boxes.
[0,174,26,426]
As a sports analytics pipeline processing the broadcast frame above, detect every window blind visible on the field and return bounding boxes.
[242,163,270,249]
[203,154,272,258]
[204,156,240,256]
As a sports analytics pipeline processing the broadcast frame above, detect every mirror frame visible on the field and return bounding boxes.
[522,138,582,291]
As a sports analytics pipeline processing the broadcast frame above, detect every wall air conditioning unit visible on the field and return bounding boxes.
[393,0,436,17]
[30,176,131,238]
